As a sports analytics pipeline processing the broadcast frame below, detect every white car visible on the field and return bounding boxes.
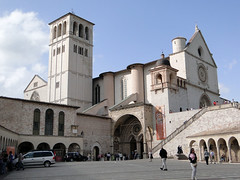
[14,151,55,167]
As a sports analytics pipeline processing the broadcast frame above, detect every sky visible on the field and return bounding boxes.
[0,0,239,102]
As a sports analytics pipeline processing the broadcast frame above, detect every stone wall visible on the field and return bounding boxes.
[76,113,112,155]
[153,104,240,158]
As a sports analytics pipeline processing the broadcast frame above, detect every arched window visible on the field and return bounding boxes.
[45,109,54,135]
[53,26,57,39]
[121,77,127,100]
[199,94,211,108]
[58,111,64,136]
[57,24,62,37]
[33,109,40,135]
[79,24,83,38]
[94,85,100,104]
[30,91,40,101]
[73,22,77,35]
[63,21,67,35]
[169,74,172,84]
[85,26,89,40]
[156,74,162,84]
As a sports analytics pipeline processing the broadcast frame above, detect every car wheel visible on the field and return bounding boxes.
[70,158,73,162]
[44,161,51,167]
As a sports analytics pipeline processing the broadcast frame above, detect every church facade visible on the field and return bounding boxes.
[1,13,239,163]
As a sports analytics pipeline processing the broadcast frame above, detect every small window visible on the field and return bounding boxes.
[85,49,88,57]
[81,47,84,55]
[198,47,203,57]
[73,45,77,53]
[34,82,38,87]
[62,45,65,53]
[56,82,59,88]
[57,47,61,55]
[53,49,55,56]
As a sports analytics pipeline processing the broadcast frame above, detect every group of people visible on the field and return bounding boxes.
[157,147,219,180]
[204,149,217,165]
[0,151,24,175]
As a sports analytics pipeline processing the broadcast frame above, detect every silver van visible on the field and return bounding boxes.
[15,151,55,167]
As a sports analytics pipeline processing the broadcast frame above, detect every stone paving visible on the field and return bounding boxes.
[2,159,240,180]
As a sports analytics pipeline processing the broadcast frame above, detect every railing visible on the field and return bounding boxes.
[152,107,208,154]
[152,103,240,154]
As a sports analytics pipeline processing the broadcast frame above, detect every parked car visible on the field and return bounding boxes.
[64,152,88,162]
[14,151,55,167]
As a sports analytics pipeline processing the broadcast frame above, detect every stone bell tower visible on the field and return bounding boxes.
[47,13,94,111]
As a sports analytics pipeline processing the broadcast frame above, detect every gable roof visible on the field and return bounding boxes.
[185,28,217,67]
[24,75,47,92]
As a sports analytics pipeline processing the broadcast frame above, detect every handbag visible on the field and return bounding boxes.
[192,162,197,167]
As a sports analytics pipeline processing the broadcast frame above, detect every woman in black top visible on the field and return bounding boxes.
[189,148,197,180]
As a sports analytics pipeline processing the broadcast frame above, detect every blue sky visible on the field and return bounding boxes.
[0,0,239,102]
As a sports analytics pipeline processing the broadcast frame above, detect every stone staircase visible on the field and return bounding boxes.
[152,102,239,155]
[152,107,208,154]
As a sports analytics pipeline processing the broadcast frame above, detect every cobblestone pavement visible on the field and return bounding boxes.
[2,159,240,180]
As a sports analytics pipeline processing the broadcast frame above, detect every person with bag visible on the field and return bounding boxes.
[204,149,209,165]
[159,147,168,171]
[189,148,197,180]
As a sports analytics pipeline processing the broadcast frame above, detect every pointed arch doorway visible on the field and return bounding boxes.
[114,114,144,159]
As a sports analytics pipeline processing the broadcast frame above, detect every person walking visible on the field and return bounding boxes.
[17,153,24,171]
[210,150,216,164]
[159,147,168,171]
[8,151,14,171]
[189,148,197,180]
[204,149,209,165]
[148,150,153,162]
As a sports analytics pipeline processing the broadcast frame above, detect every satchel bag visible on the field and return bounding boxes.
[192,162,197,167]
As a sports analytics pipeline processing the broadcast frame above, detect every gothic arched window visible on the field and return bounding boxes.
[57,24,62,37]
[73,21,77,35]
[53,26,57,39]
[94,85,100,104]
[199,94,211,108]
[79,24,83,38]
[63,21,67,35]
[156,74,162,84]
[85,26,89,40]
[58,111,64,136]
[30,91,40,101]
[45,109,54,135]
[33,109,40,135]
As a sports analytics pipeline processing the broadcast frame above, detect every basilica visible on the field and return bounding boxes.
[0,13,239,163]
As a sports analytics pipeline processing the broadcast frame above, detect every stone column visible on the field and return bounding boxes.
[143,125,148,159]
[216,146,220,163]
[228,146,232,163]
[136,141,141,159]
[198,146,202,161]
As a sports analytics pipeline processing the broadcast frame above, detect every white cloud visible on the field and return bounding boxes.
[228,59,237,70]
[219,83,230,95]
[0,10,49,98]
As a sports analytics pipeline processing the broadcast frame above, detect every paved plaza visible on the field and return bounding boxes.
[2,159,240,180]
